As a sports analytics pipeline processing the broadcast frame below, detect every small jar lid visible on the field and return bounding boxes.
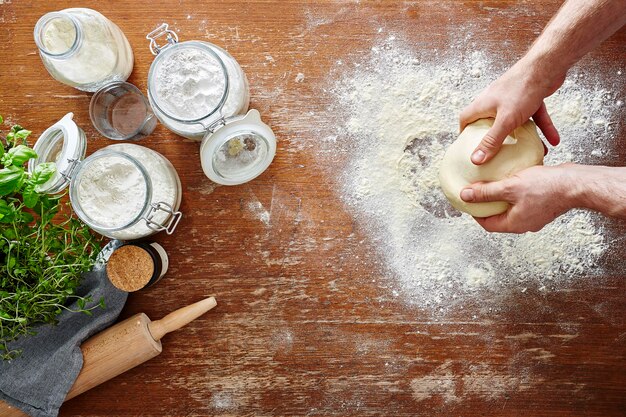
[27,112,87,193]
[106,242,168,292]
[199,110,276,185]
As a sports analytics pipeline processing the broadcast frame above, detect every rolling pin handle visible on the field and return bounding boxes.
[147,296,217,341]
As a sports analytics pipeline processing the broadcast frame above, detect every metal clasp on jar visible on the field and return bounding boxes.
[146,23,179,55]
[61,158,81,181]
[144,202,182,235]
[205,116,228,134]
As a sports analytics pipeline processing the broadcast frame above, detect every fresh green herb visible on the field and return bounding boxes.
[0,116,102,360]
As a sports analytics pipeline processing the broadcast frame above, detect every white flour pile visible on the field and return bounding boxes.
[322,37,623,310]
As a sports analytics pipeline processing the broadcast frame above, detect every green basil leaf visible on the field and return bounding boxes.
[22,185,39,209]
[6,126,29,146]
[30,162,56,185]
[0,115,4,124]
[8,145,37,166]
[0,200,14,223]
[0,165,24,196]
[14,129,32,142]
[2,228,16,240]
[19,210,34,223]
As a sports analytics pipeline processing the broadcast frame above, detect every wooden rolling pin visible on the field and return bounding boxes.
[0,297,217,417]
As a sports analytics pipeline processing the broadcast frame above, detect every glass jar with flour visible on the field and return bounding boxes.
[145,24,277,185]
[34,8,133,92]
[28,113,182,240]
[145,23,250,140]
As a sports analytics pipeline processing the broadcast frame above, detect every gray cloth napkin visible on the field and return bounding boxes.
[0,241,128,417]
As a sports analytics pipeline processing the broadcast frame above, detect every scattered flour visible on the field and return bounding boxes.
[321,37,622,310]
[410,361,539,403]
[247,200,271,226]
[210,391,236,411]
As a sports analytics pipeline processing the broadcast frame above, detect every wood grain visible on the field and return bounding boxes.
[0,1,624,416]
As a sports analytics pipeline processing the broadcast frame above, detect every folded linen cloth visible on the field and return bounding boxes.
[0,241,128,417]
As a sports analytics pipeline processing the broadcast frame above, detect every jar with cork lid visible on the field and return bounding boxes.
[106,243,169,292]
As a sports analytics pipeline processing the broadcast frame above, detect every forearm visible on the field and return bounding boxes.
[522,0,626,89]
[563,164,626,218]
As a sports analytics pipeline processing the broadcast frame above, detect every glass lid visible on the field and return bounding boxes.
[200,109,276,185]
[147,35,230,123]
[213,132,269,179]
[28,112,87,194]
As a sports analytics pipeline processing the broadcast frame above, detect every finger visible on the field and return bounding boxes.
[471,115,515,165]
[474,213,516,233]
[459,100,495,132]
[460,180,511,203]
[543,141,548,156]
[533,102,560,146]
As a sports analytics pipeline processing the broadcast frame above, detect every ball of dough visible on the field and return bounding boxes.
[438,119,544,217]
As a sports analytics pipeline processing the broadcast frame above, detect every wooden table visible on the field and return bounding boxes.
[1,1,625,416]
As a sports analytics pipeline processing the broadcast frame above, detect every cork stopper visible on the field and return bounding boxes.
[106,244,155,292]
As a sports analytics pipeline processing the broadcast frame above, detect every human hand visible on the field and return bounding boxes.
[459,164,574,233]
[459,58,565,165]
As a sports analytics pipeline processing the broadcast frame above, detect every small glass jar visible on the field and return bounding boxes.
[145,23,250,141]
[34,8,134,92]
[29,113,182,240]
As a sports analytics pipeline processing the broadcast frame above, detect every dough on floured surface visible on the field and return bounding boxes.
[438,119,544,217]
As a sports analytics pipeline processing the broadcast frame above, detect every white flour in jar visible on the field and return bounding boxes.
[153,45,247,121]
[42,17,77,54]
[75,144,180,240]
[38,9,131,87]
[75,154,147,229]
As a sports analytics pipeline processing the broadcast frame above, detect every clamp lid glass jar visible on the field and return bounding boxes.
[145,23,250,141]
[200,110,276,185]
[34,8,134,92]
[28,113,182,240]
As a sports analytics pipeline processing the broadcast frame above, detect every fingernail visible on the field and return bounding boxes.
[460,188,475,202]
[471,150,486,164]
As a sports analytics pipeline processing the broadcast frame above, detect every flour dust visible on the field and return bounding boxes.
[320,36,623,311]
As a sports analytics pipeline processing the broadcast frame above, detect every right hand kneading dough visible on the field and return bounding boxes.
[439,119,544,218]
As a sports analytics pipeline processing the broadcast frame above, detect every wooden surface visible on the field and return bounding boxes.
[1,1,625,416]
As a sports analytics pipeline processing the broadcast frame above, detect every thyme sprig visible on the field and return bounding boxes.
[0,115,102,360]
